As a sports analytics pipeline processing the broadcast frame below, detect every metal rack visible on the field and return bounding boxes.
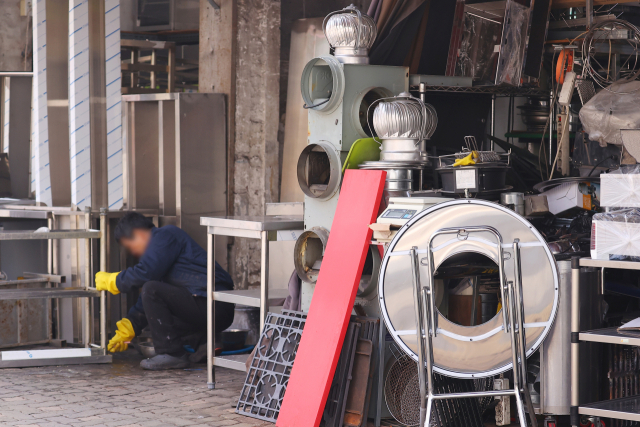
[571,257,640,426]
[201,215,304,389]
[0,207,111,368]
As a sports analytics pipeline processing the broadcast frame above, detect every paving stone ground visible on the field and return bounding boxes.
[0,350,267,427]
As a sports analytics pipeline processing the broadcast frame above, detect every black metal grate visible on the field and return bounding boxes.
[235,310,307,423]
[609,344,640,427]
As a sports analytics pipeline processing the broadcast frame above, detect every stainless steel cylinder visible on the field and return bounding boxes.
[380,139,421,161]
[500,192,525,215]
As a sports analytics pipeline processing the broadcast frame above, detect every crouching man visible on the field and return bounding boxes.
[95,212,234,370]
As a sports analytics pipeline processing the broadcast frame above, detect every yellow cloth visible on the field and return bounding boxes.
[452,151,478,167]
[95,271,120,295]
[108,318,135,353]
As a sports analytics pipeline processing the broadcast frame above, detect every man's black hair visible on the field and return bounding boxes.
[114,211,155,243]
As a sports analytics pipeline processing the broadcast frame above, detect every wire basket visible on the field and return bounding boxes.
[384,352,422,426]
[383,345,495,427]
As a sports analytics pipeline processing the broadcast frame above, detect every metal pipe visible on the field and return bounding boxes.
[570,257,581,427]
[507,281,528,427]
[512,239,527,386]
[0,72,33,77]
[432,389,517,400]
[421,287,435,424]
[99,209,107,350]
[47,216,53,341]
[490,94,496,151]
[52,214,60,340]
[549,90,554,167]
[260,231,269,332]
[207,233,215,390]
[375,321,385,427]
[586,0,593,29]
[426,242,438,337]
[83,208,91,347]
[410,247,428,427]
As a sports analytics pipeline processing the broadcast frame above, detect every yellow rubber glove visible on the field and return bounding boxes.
[108,318,135,353]
[95,271,120,295]
[452,151,478,167]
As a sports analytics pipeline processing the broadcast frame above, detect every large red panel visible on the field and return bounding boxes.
[277,169,386,427]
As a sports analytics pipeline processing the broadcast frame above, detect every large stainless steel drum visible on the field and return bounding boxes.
[379,199,559,378]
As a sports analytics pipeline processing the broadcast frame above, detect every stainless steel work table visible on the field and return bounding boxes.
[201,215,304,389]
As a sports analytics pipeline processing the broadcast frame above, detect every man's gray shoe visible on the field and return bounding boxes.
[140,353,190,370]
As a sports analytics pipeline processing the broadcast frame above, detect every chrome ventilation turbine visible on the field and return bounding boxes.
[370,92,437,162]
[323,4,377,64]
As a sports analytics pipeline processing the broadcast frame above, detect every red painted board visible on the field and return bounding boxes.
[277,169,386,427]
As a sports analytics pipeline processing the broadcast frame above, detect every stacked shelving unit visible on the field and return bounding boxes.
[0,207,111,368]
[571,257,640,425]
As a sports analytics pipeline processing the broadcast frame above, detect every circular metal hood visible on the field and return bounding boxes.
[378,200,559,378]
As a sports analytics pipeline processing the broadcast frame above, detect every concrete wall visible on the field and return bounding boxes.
[0,0,32,71]
[200,0,281,289]
[199,0,372,289]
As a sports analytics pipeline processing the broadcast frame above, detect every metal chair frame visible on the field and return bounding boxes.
[409,225,538,427]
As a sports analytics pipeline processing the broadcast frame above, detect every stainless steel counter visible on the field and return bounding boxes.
[201,215,304,388]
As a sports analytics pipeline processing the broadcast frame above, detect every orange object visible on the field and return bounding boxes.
[556,49,574,84]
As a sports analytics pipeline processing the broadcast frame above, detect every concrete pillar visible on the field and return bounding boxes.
[200,0,281,289]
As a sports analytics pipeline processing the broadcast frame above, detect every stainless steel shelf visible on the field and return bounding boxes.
[409,84,547,96]
[580,396,640,422]
[579,327,640,346]
[201,215,303,231]
[0,287,100,300]
[213,288,290,307]
[580,258,640,270]
[213,354,250,371]
[0,229,101,240]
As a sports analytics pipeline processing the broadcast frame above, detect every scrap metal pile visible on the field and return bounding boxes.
[228,3,640,427]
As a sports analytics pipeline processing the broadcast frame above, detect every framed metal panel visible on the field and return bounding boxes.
[7,77,33,199]
[175,93,227,250]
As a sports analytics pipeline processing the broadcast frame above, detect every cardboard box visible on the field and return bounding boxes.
[524,195,549,216]
[541,181,599,215]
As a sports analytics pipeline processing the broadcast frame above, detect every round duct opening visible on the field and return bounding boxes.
[353,87,393,138]
[294,227,330,283]
[300,56,345,114]
[434,251,500,327]
[357,246,381,298]
[297,141,341,200]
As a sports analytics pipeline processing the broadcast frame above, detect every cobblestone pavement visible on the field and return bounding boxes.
[0,351,268,427]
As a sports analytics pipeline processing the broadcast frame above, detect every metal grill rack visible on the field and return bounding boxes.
[0,207,111,368]
[571,257,640,426]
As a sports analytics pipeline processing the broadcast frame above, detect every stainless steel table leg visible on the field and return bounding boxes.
[375,321,385,427]
[207,233,215,390]
[260,231,269,332]
[84,236,91,347]
[571,257,581,427]
[100,209,107,350]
